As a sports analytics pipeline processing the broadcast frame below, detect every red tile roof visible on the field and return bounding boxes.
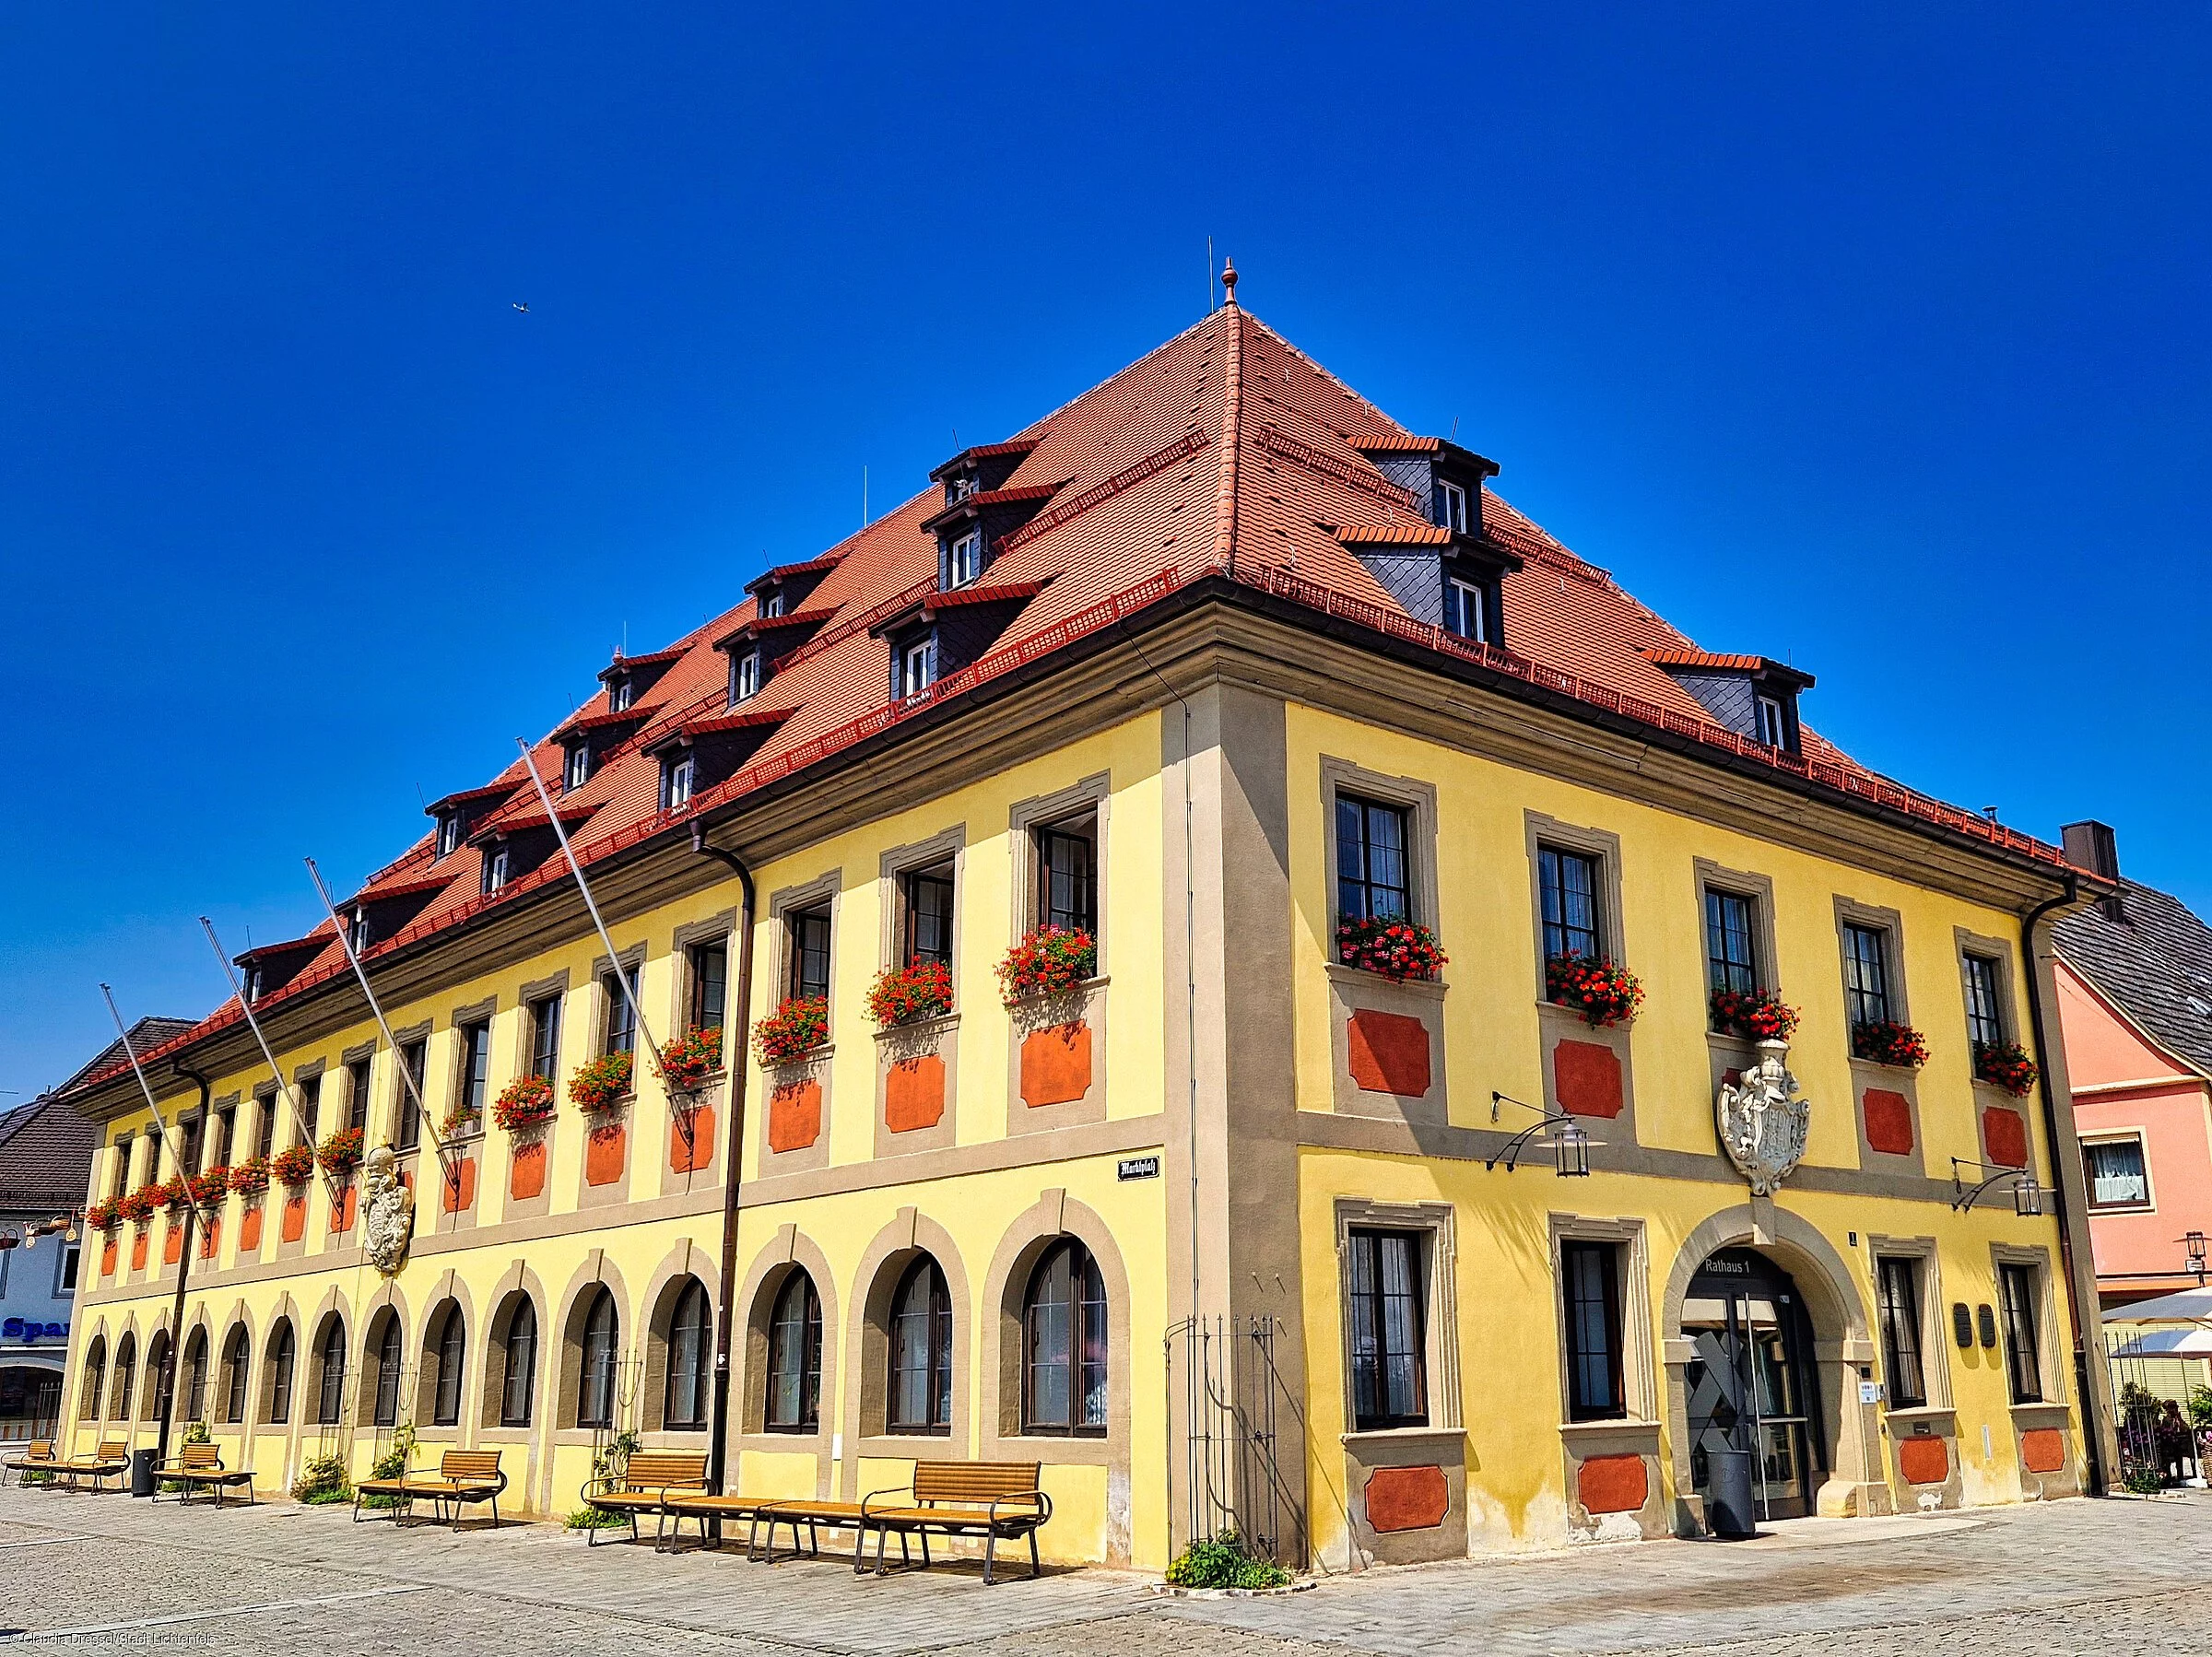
[69,288,2082,1096]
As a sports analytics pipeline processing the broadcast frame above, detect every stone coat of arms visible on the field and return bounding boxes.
[361,1145,416,1276]
[1716,1040,1810,1196]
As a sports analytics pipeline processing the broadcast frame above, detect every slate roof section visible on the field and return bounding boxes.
[2055,880,2212,1079]
[63,288,2087,1099]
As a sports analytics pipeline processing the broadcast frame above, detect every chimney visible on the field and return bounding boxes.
[2061,819,2127,924]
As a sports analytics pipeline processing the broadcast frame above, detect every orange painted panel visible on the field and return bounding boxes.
[770,1081,821,1152]
[1983,1107,2029,1169]
[1864,1088,1915,1155]
[1020,1022,1094,1108]
[328,1185,356,1234]
[1900,1435,1950,1485]
[441,1157,477,1214]
[2022,1428,2067,1474]
[280,1196,306,1243]
[1365,1463,1449,1532]
[197,1217,220,1259]
[162,1223,182,1264]
[585,1122,628,1187]
[130,1229,149,1270]
[100,1236,118,1276]
[886,1055,947,1133]
[1578,1453,1649,1515]
[239,1206,263,1253]
[670,1103,716,1172]
[1554,1039,1624,1119]
[509,1140,547,1201]
[1347,1009,1431,1098]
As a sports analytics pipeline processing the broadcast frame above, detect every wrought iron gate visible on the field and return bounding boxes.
[1166,1315,1305,1566]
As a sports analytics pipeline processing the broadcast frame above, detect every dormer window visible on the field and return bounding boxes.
[608,674,634,713]
[946,530,982,589]
[241,963,263,1004]
[435,813,461,859]
[1444,577,1491,644]
[482,842,512,896]
[952,472,978,501]
[1436,478,1471,534]
[899,634,938,700]
[661,751,695,812]
[1641,648,1812,756]
[760,589,784,619]
[730,650,760,704]
[348,907,371,955]
[563,739,592,793]
[1756,695,1787,748]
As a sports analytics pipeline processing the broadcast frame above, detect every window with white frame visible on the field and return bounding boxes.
[1435,477,1470,534]
[946,530,982,588]
[2084,1136,2150,1209]
[1444,577,1488,642]
[481,841,511,895]
[563,739,592,793]
[900,635,937,699]
[730,650,760,703]
[435,813,461,859]
[1755,694,1787,747]
[607,674,634,712]
[661,750,695,812]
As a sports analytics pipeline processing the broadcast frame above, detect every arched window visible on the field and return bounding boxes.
[764,1270,821,1432]
[1022,1240,1107,1436]
[80,1336,107,1421]
[888,1256,952,1435]
[112,1334,137,1422]
[500,1299,537,1428]
[221,1326,251,1425]
[266,1321,295,1424]
[316,1317,349,1426]
[663,1279,712,1431]
[576,1289,618,1428]
[145,1329,173,1424]
[181,1327,209,1424]
[431,1305,465,1427]
[371,1316,404,1428]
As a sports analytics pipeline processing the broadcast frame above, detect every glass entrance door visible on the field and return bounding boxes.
[1683,1250,1824,1521]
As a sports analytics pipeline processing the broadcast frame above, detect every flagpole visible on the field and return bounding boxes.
[512,739,671,1092]
[301,860,460,1185]
[197,920,347,1209]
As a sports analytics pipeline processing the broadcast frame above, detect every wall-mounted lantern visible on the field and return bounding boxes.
[1950,1158,2041,1216]
[2183,1231,2207,1283]
[1487,1091,1596,1178]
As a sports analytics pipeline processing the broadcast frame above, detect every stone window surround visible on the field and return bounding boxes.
[388,1020,434,1152]
[735,1224,841,1455]
[1832,895,1912,1028]
[2078,1126,2156,1214]
[1989,1242,2068,1409]
[336,1040,377,1139]
[1547,1212,1658,1427]
[447,994,500,1140]
[673,911,740,1037]
[588,943,648,1061]
[877,825,968,975]
[1865,1232,1955,1412]
[976,1189,1133,1467]
[1320,755,1441,937]
[1693,857,1782,1005]
[768,870,843,1012]
[1008,772,1112,971]
[843,1207,972,1457]
[514,969,571,1081]
[1333,1197,1463,1439]
[1954,924,2021,1054]
[1524,811,1629,1001]
[479,1275,548,1434]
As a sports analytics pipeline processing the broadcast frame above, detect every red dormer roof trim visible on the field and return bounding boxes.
[234,930,332,966]
[554,703,660,740]
[469,798,595,844]
[745,552,845,597]
[865,581,1048,639]
[424,779,524,817]
[640,705,794,757]
[1350,433,1501,476]
[712,606,838,653]
[595,644,688,685]
[928,438,1041,482]
[341,874,453,909]
[1641,648,1816,690]
[919,482,1065,535]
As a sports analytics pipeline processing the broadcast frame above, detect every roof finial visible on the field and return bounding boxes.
[1220,257,1238,308]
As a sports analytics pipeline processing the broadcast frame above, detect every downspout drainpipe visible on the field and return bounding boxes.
[159,1064,214,1468]
[2021,871,2107,1497]
[692,820,758,1500]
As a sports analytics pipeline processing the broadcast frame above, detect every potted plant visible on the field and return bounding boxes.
[441,1106,481,1139]
[492,1074,558,1132]
[85,1196,122,1232]
[1546,953,1645,1028]
[754,998,830,1065]
[229,1155,270,1199]
[1852,1019,1929,1069]
[1710,987,1800,1042]
[660,1027,724,1090]
[995,925,1097,1005]
[184,1166,229,1208]
[1973,1040,2039,1097]
[1335,914,1448,982]
[158,1176,192,1214]
[316,1125,365,1177]
[865,961,955,1028]
[120,1184,161,1226]
[569,1051,634,1115]
[270,1145,317,1188]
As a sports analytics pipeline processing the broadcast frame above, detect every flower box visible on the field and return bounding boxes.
[229,1155,271,1198]
[1546,954,1644,1028]
[865,961,954,1028]
[1710,987,1800,1043]
[1335,915,1447,983]
[316,1126,365,1176]
[492,1074,558,1132]
[569,1051,634,1115]
[754,998,830,1065]
[184,1166,230,1207]
[661,1027,724,1091]
[270,1145,317,1188]
[1973,1040,2039,1098]
[1852,1019,1928,1069]
[159,1177,192,1214]
[85,1197,123,1232]
[120,1184,162,1225]
[996,926,1097,1005]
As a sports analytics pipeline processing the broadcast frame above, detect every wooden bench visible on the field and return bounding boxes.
[152,1441,256,1507]
[0,1440,58,1487]
[353,1448,506,1530]
[53,1440,131,1494]
[578,1451,711,1547]
[659,1490,870,1561]
[859,1462,1051,1584]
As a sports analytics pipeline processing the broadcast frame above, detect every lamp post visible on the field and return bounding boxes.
[1487,1092,1596,1178]
[2182,1231,2206,1284]
[1950,1158,2043,1216]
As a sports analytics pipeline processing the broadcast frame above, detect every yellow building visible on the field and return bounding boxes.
[56,271,2115,1570]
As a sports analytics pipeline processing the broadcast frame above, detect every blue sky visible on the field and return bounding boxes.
[3,6,2206,1095]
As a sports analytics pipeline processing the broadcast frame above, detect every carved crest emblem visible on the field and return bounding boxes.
[1715,1040,1809,1196]
[360,1145,416,1276]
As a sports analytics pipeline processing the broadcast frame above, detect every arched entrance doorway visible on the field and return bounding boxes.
[1683,1248,1828,1521]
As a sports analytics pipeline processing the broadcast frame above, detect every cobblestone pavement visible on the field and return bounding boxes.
[4,1484,2211,1654]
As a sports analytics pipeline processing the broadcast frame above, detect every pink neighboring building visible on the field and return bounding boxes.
[2053,821,2212,1310]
